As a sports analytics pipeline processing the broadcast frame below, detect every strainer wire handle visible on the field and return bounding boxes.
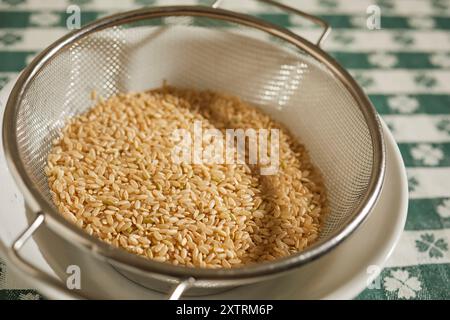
[8,213,84,299]
[212,0,332,47]
[167,277,196,300]
[10,212,194,300]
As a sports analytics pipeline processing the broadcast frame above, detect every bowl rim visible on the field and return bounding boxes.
[2,5,385,281]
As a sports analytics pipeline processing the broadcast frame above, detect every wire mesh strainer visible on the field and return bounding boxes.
[2,1,385,298]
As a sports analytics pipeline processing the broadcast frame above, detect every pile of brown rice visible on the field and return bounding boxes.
[45,86,327,268]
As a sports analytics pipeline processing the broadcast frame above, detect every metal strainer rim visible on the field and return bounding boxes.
[2,5,385,281]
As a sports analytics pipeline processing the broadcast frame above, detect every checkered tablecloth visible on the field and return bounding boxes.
[0,0,449,300]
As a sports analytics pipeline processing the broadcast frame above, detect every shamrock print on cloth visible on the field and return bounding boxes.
[436,198,450,219]
[431,0,449,11]
[376,0,395,12]
[1,0,26,6]
[392,33,414,47]
[68,0,92,6]
[414,73,438,88]
[332,33,355,45]
[18,292,41,300]
[0,32,22,46]
[415,234,448,259]
[430,53,450,68]
[410,144,444,166]
[0,258,6,288]
[318,0,339,10]
[385,119,396,134]
[408,175,419,192]
[436,119,450,135]
[352,72,375,90]
[135,0,157,5]
[29,11,61,27]
[387,95,419,113]
[368,52,398,68]
[0,76,9,90]
[384,269,422,299]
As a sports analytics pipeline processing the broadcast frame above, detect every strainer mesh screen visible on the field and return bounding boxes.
[14,16,374,242]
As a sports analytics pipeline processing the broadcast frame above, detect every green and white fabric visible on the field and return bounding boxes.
[0,0,449,300]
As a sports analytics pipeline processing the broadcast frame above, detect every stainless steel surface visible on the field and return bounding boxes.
[2,4,385,297]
